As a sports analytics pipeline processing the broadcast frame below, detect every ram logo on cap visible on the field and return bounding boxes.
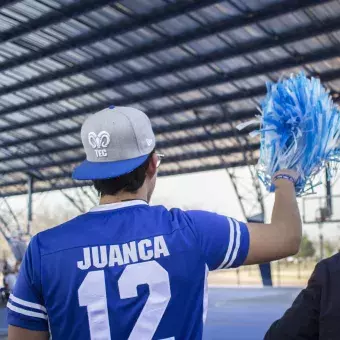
[88,131,110,158]
[73,106,156,180]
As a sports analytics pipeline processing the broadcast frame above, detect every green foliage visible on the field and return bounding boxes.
[297,234,316,258]
[324,240,335,257]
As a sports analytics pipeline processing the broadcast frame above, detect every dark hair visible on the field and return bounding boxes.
[93,152,154,196]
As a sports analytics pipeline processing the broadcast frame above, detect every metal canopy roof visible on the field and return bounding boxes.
[1,0,340,197]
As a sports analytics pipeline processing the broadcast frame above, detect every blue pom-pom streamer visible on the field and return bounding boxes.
[252,72,340,195]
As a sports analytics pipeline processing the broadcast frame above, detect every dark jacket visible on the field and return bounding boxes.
[265,253,340,340]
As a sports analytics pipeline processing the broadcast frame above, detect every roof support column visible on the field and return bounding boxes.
[27,175,34,236]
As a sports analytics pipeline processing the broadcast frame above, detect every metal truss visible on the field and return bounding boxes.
[1,16,340,119]
[0,197,22,240]
[0,154,255,190]
[0,108,254,150]
[0,0,327,97]
[189,105,264,220]
[2,56,340,137]
[0,0,115,44]
[227,168,265,220]
[0,0,222,74]
[0,157,257,198]
[0,113,233,149]
[60,187,98,213]
[1,136,258,176]
[221,106,265,220]
[0,0,19,9]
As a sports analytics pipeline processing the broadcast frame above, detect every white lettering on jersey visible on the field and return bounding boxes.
[138,239,153,261]
[92,246,108,268]
[154,236,170,258]
[122,241,138,264]
[77,236,170,270]
[77,247,91,270]
[109,245,124,266]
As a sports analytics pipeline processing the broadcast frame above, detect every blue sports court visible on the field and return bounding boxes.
[0,287,301,339]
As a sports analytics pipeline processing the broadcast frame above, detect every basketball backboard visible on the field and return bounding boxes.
[302,195,340,224]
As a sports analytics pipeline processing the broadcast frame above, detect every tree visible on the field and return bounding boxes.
[32,204,78,234]
[324,240,335,258]
[297,234,316,259]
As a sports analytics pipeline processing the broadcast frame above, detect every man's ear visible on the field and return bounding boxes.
[146,153,157,178]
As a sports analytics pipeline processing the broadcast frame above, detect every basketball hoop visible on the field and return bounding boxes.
[315,207,331,223]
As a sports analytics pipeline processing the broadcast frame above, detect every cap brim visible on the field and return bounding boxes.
[72,154,149,180]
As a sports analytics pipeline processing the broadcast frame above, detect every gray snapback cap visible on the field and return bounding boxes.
[72,106,156,180]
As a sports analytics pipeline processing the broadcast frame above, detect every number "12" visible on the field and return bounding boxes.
[78,261,174,340]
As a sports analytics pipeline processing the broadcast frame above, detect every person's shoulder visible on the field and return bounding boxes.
[318,252,340,273]
[152,207,228,225]
[150,204,183,216]
[149,205,190,224]
[34,213,89,254]
[158,206,214,223]
[307,253,340,286]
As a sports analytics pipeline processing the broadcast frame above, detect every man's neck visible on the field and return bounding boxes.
[99,191,147,205]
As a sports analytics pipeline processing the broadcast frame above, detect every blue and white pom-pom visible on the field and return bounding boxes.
[239,72,340,196]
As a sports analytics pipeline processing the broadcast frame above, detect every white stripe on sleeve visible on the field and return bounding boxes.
[217,217,235,269]
[202,264,209,323]
[224,218,241,268]
[10,294,47,313]
[7,302,48,320]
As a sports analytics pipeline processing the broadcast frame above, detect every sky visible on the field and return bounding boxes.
[4,167,340,243]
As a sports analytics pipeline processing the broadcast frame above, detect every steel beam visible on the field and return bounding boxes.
[0,0,327,96]
[27,175,33,235]
[0,0,19,8]
[0,216,10,240]
[80,187,97,206]
[2,17,340,118]
[0,157,258,198]
[0,138,259,176]
[0,197,21,237]
[0,170,75,189]
[0,143,259,189]
[227,154,265,218]
[0,0,223,74]
[0,0,116,44]
[0,86,276,134]
[3,46,340,136]
[60,189,86,213]
[2,197,20,230]
[0,109,255,149]
[0,114,255,161]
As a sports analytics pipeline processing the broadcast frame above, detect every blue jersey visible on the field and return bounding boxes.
[7,200,249,339]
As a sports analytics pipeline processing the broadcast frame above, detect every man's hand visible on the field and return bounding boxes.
[8,325,49,340]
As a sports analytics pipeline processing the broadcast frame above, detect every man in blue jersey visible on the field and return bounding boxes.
[8,106,302,340]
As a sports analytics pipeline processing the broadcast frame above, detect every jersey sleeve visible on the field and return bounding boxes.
[186,210,250,270]
[7,235,49,332]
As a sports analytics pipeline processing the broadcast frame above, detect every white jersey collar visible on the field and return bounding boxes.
[90,200,148,212]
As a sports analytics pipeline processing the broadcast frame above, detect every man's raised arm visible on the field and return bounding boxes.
[245,170,302,265]
[9,325,49,340]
